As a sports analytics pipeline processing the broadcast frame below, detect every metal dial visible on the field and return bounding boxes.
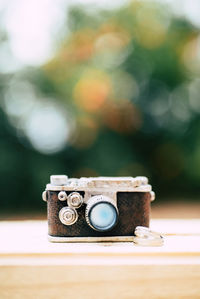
[59,207,78,225]
[67,192,83,208]
[58,191,67,201]
[42,191,47,202]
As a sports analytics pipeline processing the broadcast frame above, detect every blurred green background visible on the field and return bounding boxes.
[0,0,200,215]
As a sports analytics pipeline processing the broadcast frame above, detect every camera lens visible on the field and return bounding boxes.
[86,195,118,232]
[90,203,117,231]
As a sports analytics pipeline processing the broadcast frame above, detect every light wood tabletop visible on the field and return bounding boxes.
[0,216,200,299]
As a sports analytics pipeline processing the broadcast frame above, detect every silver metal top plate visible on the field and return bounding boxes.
[46,175,152,193]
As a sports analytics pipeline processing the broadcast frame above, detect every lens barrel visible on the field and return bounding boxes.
[85,195,118,232]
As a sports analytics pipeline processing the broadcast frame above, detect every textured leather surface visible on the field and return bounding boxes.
[47,191,151,237]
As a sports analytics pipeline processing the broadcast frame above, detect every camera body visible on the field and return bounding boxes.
[43,175,155,242]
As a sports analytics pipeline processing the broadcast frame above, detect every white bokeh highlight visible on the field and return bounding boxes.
[24,105,71,154]
[3,0,66,66]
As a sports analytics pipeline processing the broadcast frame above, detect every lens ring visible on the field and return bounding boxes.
[85,195,118,232]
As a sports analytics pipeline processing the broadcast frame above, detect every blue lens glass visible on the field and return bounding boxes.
[89,202,117,231]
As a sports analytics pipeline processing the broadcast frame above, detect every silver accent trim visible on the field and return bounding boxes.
[67,192,83,209]
[58,191,67,201]
[45,184,152,193]
[43,176,155,203]
[133,226,164,246]
[85,195,118,231]
[150,191,155,202]
[59,207,78,225]
[48,235,134,243]
[46,176,152,192]
[42,191,47,202]
[50,175,68,186]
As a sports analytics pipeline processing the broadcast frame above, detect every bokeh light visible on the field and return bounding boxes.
[24,104,72,154]
[73,69,111,112]
[0,0,200,212]
[3,0,66,66]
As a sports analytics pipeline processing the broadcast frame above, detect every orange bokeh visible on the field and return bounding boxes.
[74,73,111,112]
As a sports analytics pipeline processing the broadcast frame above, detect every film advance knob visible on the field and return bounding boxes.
[67,192,83,208]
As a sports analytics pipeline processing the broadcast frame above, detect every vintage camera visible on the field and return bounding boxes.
[42,175,155,242]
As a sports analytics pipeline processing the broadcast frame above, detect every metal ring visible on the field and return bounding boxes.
[133,226,164,246]
[67,192,83,208]
[59,207,78,225]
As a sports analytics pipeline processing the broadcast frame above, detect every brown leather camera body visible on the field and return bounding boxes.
[43,176,154,242]
[47,190,151,238]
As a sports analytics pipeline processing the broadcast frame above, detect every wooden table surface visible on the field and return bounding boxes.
[0,216,200,299]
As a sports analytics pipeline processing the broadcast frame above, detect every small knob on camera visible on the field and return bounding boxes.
[67,192,83,208]
[150,191,155,201]
[58,191,67,201]
[42,191,47,202]
[59,207,78,225]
